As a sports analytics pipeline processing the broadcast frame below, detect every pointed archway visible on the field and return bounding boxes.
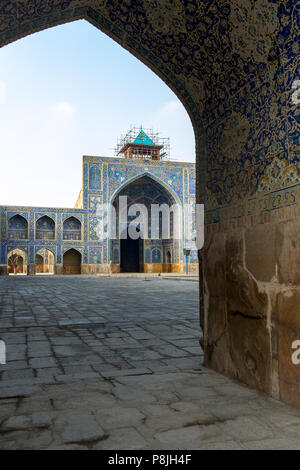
[35,248,55,274]
[110,174,181,274]
[63,248,82,275]
[7,248,27,275]
[8,215,28,240]
[36,216,55,241]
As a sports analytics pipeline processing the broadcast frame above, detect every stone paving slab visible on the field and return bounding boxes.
[1,367,300,450]
[1,276,300,449]
[0,276,202,388]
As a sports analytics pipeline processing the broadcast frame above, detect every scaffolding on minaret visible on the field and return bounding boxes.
[114,125,170,161]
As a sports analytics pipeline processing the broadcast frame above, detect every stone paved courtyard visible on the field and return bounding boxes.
[1,275,300,450]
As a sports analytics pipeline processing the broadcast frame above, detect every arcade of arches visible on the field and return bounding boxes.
[8,247,82,275]
[0,1,299,408]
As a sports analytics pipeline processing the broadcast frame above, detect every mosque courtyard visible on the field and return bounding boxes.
[1,275,300,450]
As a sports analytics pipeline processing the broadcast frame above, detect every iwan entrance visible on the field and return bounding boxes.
[120,228,143,273]
[111,172,180,274]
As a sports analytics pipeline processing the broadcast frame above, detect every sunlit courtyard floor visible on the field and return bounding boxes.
[1,276,300,450]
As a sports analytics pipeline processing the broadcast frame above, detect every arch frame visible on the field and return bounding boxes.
[63,216,83,241]
[7,247,28,263]
[62,246,83,256]
[35,247,56,274]
[34,246,56,258]
[109,172,184,273]
[35,215,56,241]
[110,171,180,231]
[61,214,83,223]
[7,247,28,274]
[0,5,204,156]
[7,214,29,241]
[62,247,82,275]
[110,171,182,208]
[0,3,205,213]
[7,213,28,222]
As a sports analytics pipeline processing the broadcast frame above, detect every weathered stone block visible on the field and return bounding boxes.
[245,224,276,282]
[205,232,226,297]
[0,265,8,275]
[278,291,300,408]
[205,230,271,393]
[205,296,231,376]
[57,411,106,444]
[27,264,36,276]
[228,312,270,393]
[277,221,300,285]
[54,265,63,275]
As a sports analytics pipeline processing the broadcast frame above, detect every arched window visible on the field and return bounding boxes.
[152,247,161,263]
[63,217,81,240]
[8,215,28,240]
[36,216,55,240]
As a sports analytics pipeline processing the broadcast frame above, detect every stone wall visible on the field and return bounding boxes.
[203,203,300,407]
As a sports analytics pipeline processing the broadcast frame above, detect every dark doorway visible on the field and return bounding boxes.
[120,228,142,273]
[63,248,81,275]
[35,254,44,274]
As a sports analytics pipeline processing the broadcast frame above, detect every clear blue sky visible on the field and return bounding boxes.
[0,20,195,208]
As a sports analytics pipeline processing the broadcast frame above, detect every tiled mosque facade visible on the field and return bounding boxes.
[0,142,197,276]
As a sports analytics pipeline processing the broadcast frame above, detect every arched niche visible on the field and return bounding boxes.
[63,248,82,275]
[7,248,27,275]
[35,248,55,274]
[36,216,55,240]
[8,215,28,240]
[63,217,82,241]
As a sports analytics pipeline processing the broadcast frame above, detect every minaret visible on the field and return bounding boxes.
[118,129,163,161]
